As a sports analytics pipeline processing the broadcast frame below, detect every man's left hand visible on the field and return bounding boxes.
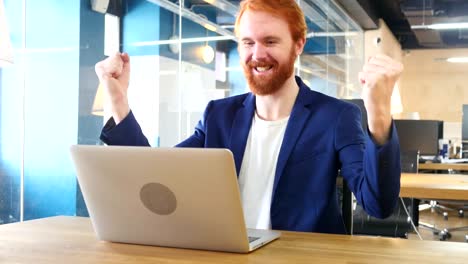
[359,54,404,145]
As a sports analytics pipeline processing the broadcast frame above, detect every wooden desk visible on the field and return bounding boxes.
[419,162,468,172]
[400,173,468,200]
[1,216,467,263]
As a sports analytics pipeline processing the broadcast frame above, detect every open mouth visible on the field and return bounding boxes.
[246,59,276,75]
[255,66,273,72]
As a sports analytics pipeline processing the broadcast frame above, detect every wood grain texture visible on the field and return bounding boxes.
[400,173,468,200]
[419,163,468,171]
[1,216,467,263]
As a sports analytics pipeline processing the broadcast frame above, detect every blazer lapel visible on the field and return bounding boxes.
[273,82,312,196]
[229,94,256,175]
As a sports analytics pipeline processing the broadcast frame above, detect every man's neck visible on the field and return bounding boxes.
[255,76,299,121]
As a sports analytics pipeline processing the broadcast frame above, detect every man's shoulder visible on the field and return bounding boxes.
[209,92,251,108]
[301,87,355,112]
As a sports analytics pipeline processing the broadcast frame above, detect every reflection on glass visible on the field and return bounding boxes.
[299,0,363,98]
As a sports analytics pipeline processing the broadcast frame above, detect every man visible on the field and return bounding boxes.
[95,0,403,234]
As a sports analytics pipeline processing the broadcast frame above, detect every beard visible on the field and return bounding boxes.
[242,47,297,95]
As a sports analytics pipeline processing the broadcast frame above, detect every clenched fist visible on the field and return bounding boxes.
[358,54,404,145]
[95,52,131,124]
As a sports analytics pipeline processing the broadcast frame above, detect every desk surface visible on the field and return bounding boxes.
[419,162,468,171]
[400,173,468,200]
[1,216,467,263]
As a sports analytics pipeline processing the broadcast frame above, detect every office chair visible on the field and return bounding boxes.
[430,198,468,241]
[350,150,418,238]
[338,99,414,237]
[337,174,353,235]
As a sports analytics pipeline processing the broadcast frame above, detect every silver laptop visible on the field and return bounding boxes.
[70,145,280,253]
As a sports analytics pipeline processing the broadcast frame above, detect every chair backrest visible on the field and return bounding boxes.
[337,175,353,235]
[353,150,419,237]
[350,150,418,238]
[339,99,418,237]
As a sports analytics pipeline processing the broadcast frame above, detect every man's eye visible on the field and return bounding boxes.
[243,42,254,46]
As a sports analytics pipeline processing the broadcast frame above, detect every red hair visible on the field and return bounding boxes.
[234,0,307,42]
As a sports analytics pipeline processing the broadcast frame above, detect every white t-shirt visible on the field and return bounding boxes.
[238,112,289,229]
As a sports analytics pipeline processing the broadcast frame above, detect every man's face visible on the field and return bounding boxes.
[237,10,302,95]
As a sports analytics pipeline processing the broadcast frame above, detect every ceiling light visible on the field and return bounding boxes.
[202,45,215,64]
[203,23,217,33]
[429,23,468,30]
[411,23,468,30]
[447,57,468,63]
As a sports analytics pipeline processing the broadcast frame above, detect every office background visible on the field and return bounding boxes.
[0,0,467,232]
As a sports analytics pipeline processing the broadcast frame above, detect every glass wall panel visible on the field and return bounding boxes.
[1,0,105,221]
[298,0,364,98]
[0,0,22,224]
[0,0,364,223]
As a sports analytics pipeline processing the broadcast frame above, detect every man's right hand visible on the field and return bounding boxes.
[95,52,131,124]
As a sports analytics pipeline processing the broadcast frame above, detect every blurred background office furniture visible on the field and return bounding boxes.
[400,150,421,225]
[462,105,468,159]
[341,99,414,238]
[417,162,468,240]
[394,119,450,222]
[398,150,453,239]
[419,163,468,171]
[394,119,444,162]
[351,150,416,238]
[394,118,468,240]
[417,162,468,231]
[400,173,468,242]
[337,175,353,235]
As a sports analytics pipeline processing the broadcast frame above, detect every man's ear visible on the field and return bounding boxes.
[295,38,306,56]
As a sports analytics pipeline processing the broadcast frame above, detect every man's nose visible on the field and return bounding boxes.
[252,43,267,61]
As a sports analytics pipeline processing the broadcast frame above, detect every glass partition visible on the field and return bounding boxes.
[122,0,364,146]
[0,0,364,222]
[298,0,363,98]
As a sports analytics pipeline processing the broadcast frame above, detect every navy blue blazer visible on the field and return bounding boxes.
[101,76,401,234]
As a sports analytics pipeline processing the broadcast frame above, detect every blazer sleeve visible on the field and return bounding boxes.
[100,101,214,148]
[100,111,150,146]
[335,104,401,219]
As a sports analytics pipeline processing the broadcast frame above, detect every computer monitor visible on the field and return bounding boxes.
[394,119,443,157]
[462,105,468,141]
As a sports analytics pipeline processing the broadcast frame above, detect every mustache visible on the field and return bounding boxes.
[246,59,277,68]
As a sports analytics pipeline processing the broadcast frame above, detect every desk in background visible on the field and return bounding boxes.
[400,173,468,240]
[419,163,468,172]
[1,216,468,263]
[400,173,468,200]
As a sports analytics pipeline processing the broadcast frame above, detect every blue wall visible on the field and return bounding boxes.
[123,0,216,69]
[123,0,161,56]
[0,0,23,223]
[22,0,80,220]
[1,0,105,221]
